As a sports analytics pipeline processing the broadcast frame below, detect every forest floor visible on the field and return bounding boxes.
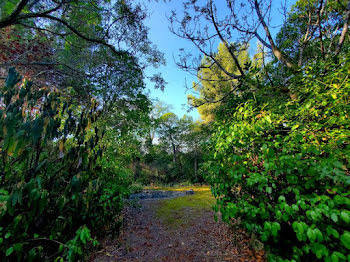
[91,186,265,262]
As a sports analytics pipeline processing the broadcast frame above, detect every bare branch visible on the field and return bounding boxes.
[298,6,313,66]
[184,31,242,80]
[18,22,71,38]
[335,0,350,56]
[208,0,245,76]
[254,0,295,69]
[191,83,241,108]
[317,0,325,60]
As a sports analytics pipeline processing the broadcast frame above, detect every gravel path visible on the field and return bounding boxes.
[92,192,265,262]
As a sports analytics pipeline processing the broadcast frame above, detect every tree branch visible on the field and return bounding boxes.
[0,1,135,65]
[335,0,350,56]
[191,83,241,108]
[183,31,242,80]
[209,0,245,76]
[298,7,313,66]
[0,0,66,28]
[0,0,29,28]
[254,0,295,69]
[36,14,131,59]
[317,0,325,60]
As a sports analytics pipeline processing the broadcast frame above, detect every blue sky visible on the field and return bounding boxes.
[143,0,295,120]
[144,1,199,120]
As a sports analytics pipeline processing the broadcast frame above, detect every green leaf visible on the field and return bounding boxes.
[331,253,339,262]
[309,210,317,221]
[278,195,286,202]
[271,222,280,237]
[292,204,299,212]
[6,247,14,256]
[307,228,316,242]
[266,187,272,194]
[59,244,64,252]
[340,232,350,249]
[264,221,271,231]
[327,228,339,239]
[340,211,350,223]
[331,213,338,223]
[276,210,282,220]
[331,251,346,262]
[11,191,18,206]
[314,228,323,242]
[311,243,328,259]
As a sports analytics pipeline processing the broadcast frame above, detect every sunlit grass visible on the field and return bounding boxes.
[154,186,215,229]
[145,184,211,192]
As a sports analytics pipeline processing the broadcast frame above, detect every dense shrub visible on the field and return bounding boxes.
[0,68,130,261]
[207,60,350,261]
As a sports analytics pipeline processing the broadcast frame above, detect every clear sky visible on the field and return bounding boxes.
[143,1,200,120]
[143,0,295,120]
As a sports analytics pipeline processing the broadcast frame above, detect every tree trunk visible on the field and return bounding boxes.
[172,143,177,163]
[194,157,198,181]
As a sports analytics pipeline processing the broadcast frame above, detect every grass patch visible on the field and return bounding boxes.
[145,184,211,192]
[155,186,215,229]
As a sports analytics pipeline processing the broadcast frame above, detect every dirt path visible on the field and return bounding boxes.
[92,191,265,262]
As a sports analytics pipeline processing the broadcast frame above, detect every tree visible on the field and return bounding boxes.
[0,1,166,260]
[170,0,350,97]
[158,112,182,164]
[188,42,250,122]
[0,26,58,87]
[276,0,350,63]
[180,0,350,260]
[0,68,112,260]
[144,101,172,152]
[0,0,166,91]
[206,56,350,261]
[181,120,209,182]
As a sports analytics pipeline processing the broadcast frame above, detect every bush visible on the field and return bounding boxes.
[207,60,350,261]
[0,68,130,261]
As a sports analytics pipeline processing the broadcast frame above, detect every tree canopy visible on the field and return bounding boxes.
[1,0,349,261]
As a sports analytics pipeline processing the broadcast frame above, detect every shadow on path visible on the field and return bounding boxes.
[92,190,265,262]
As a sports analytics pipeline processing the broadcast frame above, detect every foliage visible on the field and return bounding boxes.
[276,0,350,65]
[178,1,350,259]
[206,58,350,261]
[140,106,209,184]
[188,43,249,123]
[0,0,165,95]
[0,68,131,261]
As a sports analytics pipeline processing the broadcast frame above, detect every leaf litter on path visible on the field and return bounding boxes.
[92,188,265,262]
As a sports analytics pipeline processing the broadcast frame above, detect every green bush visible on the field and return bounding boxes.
[207,59,350,261]
[0,68,130,261]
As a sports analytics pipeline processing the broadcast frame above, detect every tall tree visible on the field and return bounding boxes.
[188,42,250,122]
[171,0,350,98]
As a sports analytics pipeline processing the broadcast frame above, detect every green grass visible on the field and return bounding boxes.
[145,184,211,192]
[154,186,215,229]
